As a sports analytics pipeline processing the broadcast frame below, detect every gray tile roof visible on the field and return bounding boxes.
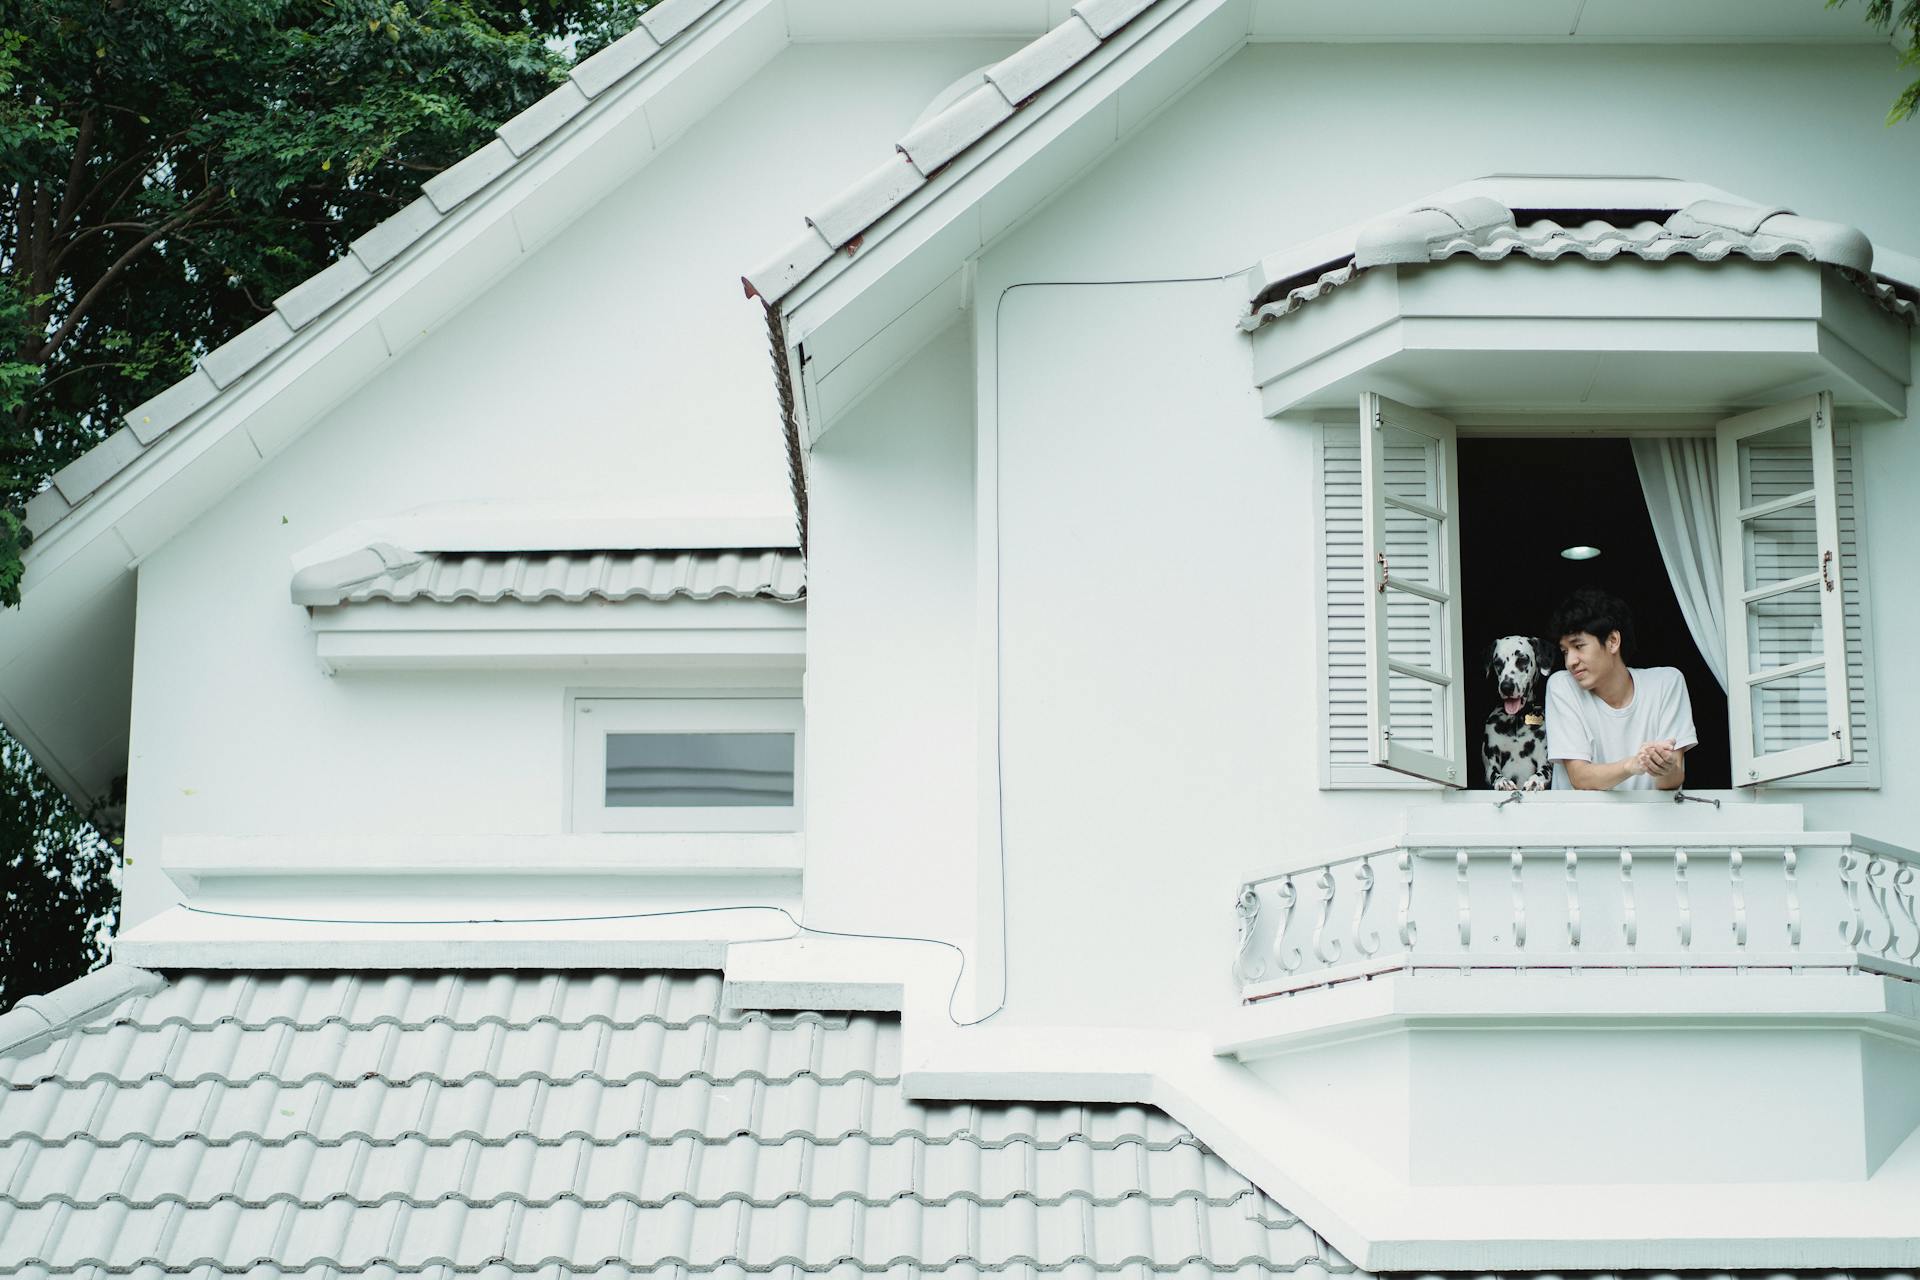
[27,0,736,542]
[290,546,806,607]
[0,968,1335,1277]
[1241,198,1918,331]
[741,0,1161,307]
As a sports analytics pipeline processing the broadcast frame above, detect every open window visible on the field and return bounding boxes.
[1360,392,1468,787]
[1318,388,1875,792]
[1718,392,1852,785]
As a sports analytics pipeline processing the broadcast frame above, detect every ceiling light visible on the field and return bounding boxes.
[1560,545,1602,561]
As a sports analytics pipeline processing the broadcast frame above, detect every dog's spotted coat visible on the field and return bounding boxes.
[1483,635,1553,791]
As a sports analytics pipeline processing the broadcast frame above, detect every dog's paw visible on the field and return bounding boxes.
[1493,778,1518,792]
[1522,773,1548,792]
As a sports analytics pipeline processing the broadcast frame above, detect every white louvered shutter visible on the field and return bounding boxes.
[1717,392,1852,786]
[1361,393,1467,787]
[1318,427,1430,787]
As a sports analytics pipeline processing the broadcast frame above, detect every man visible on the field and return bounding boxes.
[1545,588,1697,791]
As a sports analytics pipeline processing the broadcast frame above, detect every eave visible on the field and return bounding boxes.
[0,0,789,802]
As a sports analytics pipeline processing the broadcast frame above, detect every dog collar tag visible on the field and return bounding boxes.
[1524,713,1545,726]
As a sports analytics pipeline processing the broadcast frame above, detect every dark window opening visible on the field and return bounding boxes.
[1457,437,1730,790]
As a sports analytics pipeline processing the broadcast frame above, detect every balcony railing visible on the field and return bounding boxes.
[1234,831,1920,1002]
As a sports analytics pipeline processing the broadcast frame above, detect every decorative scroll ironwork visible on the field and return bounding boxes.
[1675,848,1692,950]
[1565,849,1581,948]
[1352,857,1381,958]
[1839,850,1865,948]
[1456,849,1471,947]
[1784,847,1802,949]
[1895,865,1920,964]
[1510,848,1526,951]
[1234,887,1264,983]
[1864,857,1897,955]
[1397,849,1417,948]
[1620,848,1637,949]
[1311,867,1342,965]
[1272,874,1302,974]
[1233,837,1920,999]
[1730,848,1747,948]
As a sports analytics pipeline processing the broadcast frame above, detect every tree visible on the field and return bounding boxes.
[1830,0,1920,121]
[0,0,643,1008]
[0,734,117,1009]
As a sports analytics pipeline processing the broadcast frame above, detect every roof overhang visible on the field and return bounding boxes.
[748,0,1254,445]
[0,0,791,804]
[288,506,804,674]
[1243,181,1916,421]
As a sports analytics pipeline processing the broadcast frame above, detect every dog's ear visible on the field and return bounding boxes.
[1482,640,1499,681]
[1532,637,1554,683]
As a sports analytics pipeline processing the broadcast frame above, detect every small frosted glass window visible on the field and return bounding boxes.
[605,733,796,807]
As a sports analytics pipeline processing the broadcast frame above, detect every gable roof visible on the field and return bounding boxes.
[24,0,759,547]
[0,967,1332,1276]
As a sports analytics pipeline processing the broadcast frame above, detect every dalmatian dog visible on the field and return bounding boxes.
[1482,635,1553,792]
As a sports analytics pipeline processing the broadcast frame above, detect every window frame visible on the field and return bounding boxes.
[569,694,804,833]
[1717,392,1852,785]
[1314,402,1880,792]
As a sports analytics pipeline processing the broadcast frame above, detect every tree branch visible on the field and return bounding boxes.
[32,193,220,365]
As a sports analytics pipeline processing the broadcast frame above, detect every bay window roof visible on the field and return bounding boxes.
[1243,190,1916,420]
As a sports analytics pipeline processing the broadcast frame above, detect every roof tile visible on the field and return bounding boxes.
[897,83,1017,178]
[422,138,517,214]
[570,25,665,99]
[641,0,723,44]
[22,486,71,537]
[123,367,220,445]
[986,14,1101,105]
[0,970,1325,1276]
[348,198,444,274]
[50,427,143,505]
[807,154,927,249]
[273,255,375,332]
[1069,0,1157,40]
[498,81,593,157]
[295,546,804,608]
[198,313,297,390]
[1245,199,1916,330]
[744,226,838,302]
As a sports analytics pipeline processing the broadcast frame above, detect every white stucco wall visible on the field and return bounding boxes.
[119,39,1015,926]
[804,321,978,949]
[969,40,1920,1027]
[118,36,1920,1018]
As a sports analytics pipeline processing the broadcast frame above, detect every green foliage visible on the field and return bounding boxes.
[0,728,118,1010]
[0,0,642,605]
[1830,0,1920,122]
[0,0,643,1009]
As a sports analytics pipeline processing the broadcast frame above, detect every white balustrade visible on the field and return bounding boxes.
[1235,833,1920,1001]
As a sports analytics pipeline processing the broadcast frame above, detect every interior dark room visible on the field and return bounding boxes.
[1457,436,1731,791]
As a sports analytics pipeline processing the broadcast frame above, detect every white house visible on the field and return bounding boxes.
[5,0,1920,1273]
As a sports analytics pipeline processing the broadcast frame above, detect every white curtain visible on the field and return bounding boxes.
[1631,436,1728,691]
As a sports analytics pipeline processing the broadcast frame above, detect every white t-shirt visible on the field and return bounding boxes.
[1546,666,1699,791]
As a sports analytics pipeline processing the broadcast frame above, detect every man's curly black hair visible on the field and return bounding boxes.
[1549,587,1635,660]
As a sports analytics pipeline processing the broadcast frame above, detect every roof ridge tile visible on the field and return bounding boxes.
[0,965,167,1061]
[0,1127,1212,1153]
[896,82,1017,179]
[0,1184,1270,1214]
[985,15,1101,105]
[569,23,666,98]
[422,138,519,214]
[641,0,724,44]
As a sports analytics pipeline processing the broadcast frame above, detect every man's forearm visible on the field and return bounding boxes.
[1561,758,1639,790]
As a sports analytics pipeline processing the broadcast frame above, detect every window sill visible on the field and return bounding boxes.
[157,832,805,919]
